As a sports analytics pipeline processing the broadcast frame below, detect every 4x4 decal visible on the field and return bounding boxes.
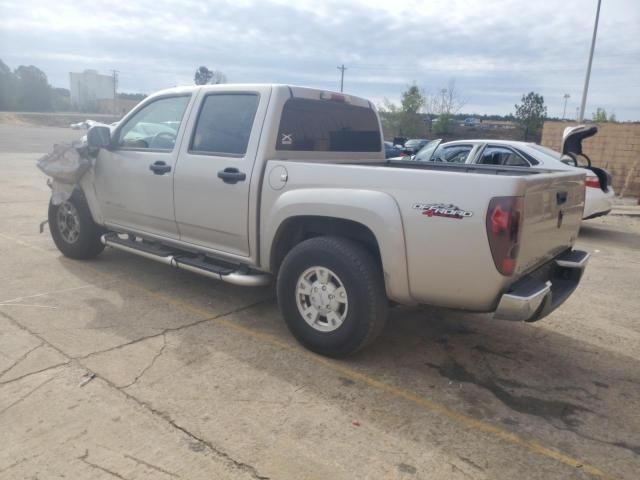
[412,203,473,219]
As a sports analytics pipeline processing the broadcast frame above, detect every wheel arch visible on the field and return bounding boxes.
[262,189,413,303]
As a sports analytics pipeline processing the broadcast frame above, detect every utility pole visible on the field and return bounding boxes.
[562,93,571,119]
[578,0,601,122]
[337,64,347,92]
[111,69,119,115]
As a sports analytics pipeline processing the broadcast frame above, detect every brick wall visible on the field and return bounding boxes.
[541,121,640,197]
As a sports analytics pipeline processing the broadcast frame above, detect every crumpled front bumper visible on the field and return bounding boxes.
[494,249,589,322]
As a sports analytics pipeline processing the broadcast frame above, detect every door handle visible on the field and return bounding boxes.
[149,161,172,175]
[556,191,568,205]
[217,167,246,184]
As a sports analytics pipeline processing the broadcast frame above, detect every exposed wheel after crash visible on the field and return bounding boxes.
[48,191,104,260]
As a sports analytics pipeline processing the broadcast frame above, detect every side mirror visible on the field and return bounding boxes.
[87,125,112,149]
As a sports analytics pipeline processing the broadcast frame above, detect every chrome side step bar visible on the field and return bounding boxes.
[101,234,271,287]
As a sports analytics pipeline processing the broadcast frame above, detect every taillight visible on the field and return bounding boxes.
[585,177,600,189]
[486,196,524,276]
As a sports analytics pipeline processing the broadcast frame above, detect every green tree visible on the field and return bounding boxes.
[194,66,213,85]
[378,83,426,138]
[14,65,52,111]
[592,107,616,122]
[194,66,227,85]
[0,59,18,110]
[514,92,547,141]
[432,113,452,135]
[51,87,72,111]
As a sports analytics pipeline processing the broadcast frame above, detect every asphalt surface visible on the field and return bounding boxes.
[1,124,639,480]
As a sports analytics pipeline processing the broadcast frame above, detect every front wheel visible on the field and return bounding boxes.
[277,236,388,357]
[48,190,105,260]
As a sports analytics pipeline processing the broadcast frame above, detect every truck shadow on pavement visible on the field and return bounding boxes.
[59,251,640,477]
[375,306,640,450]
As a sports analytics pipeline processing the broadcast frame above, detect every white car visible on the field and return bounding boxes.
[400,126,614,219]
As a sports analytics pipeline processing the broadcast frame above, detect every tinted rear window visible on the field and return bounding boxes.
[191,93,259,155]
[276,98,381,152]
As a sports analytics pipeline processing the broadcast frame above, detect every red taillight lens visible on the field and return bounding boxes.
[585,177,600,189]
[490,205,510,234]
[486,196,524,276]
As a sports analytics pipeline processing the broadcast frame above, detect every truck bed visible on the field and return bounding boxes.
[261,158,585,311]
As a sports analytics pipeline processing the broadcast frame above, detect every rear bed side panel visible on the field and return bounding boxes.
[260,162,585,312]
[388,169,519,311]
[260,185,413,304]
[261,162,524,310]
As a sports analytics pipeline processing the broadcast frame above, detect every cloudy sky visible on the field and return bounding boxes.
[1,0,639,119]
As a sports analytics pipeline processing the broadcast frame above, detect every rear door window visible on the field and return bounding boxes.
[478,146,530,166]
[190,93,259,156]
[276,98,381,152]
[432,145,473,163]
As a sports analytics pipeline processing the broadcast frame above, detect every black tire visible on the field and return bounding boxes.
[48,190,105,260]
[277,236,388,357]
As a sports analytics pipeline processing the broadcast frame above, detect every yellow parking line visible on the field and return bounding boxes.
[0,232,614,479]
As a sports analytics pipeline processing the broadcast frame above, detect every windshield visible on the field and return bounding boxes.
[414,139,442,161]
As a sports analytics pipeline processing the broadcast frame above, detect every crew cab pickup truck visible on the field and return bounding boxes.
[46,84,589,357]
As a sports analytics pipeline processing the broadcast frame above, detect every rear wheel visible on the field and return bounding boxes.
[277,236,388,357]
[48,190,105,259]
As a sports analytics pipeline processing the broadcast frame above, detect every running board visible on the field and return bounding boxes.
[101,233,271,287]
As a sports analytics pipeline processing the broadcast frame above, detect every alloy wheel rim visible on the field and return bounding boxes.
[56,201,81,244]
[296,266,348,332]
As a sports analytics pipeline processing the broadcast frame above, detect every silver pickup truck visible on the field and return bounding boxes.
[46,84,589,357]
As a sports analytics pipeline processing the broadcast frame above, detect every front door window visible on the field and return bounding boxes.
[115,96,191,151]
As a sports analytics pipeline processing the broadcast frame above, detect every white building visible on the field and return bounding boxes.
[69,70,114,112]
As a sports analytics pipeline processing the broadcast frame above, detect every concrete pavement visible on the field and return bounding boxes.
[1,124,639,479]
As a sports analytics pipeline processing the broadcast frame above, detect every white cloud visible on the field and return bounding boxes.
[0,0,638,119]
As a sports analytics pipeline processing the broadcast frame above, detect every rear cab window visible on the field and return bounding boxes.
[276,98,381,152]
[190,93,260,156]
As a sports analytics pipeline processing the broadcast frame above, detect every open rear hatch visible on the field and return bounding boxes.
[515,171,586,277]
[562,125,611,192]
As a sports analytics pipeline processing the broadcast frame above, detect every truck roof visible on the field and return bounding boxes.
[149,84,374,109]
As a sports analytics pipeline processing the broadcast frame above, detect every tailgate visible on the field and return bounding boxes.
[515,171,585,277]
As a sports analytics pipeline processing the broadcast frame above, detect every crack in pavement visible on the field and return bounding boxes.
[120,333,168,389]
[0,283,110,305]
[0,341,44,379]
[79,450,129,480]
[0,375,58,417]
[0,303,271,480]
[93,373,270,480]
[75,297,271,361]
[0,361,70,386]
[124,453,180,478]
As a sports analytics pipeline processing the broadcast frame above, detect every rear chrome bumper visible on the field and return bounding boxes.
[494,249,589,322]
